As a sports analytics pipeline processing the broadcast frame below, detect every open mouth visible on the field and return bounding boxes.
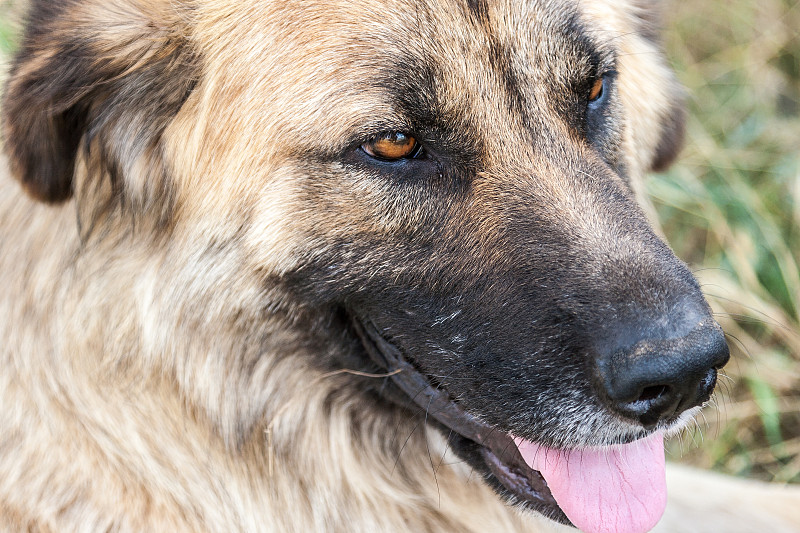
[351,316,669,533]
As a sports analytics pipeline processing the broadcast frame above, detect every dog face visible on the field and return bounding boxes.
[3,0,728,529]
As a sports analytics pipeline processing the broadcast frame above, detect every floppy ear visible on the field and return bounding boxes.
[649,102,686,172]
[1,0,197,206]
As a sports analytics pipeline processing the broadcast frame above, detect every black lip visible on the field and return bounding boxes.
[350,315,572,526]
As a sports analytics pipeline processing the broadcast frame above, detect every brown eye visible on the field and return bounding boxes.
[589,78,604,102]
[362,132,420,161]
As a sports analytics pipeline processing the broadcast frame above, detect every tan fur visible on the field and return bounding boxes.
[1,1,799,532]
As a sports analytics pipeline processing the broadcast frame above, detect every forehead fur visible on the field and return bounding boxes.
[190,0,591,136]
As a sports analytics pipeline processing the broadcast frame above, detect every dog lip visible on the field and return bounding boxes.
[349,314,571,526]
[478,445,572,525]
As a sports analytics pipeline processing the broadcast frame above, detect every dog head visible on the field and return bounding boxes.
[3,1,727,531]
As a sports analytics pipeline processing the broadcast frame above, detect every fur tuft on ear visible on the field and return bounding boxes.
[629,0,663,45]
[1,0,198,207]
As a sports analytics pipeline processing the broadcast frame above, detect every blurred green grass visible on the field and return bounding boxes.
[1,0,799,483]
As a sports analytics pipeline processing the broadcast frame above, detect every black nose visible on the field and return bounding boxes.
[595,318,730,428]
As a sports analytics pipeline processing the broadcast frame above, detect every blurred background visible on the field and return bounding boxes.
[1,0,799,484]
[656,0,800,483]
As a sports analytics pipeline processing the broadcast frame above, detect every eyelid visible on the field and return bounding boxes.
[598,69,618,82]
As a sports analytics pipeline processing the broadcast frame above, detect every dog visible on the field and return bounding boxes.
[1,0,799,531]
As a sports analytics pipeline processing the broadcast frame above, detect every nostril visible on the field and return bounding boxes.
[638,384,669,403]
[696,368,718,404]
[618,385,677,428]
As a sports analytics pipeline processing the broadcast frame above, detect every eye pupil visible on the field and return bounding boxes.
[363,132,419,160]
[589,78,604,102]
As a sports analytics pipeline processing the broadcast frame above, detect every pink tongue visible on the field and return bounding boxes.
[515,432,666,533]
